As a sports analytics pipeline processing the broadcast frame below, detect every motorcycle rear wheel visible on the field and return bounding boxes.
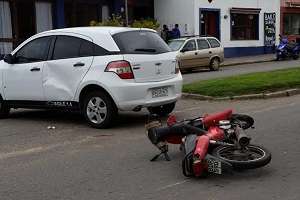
[212,145,271,170]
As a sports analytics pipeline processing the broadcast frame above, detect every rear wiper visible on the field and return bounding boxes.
[134,48,157,53]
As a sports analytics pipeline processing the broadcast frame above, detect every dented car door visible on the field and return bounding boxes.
[43,35,93,101]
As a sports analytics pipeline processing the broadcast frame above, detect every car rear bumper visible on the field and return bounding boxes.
[109,74,183,111]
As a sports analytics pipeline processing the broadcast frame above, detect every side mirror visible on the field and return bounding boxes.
[180,48,188,53]
[3,54,15,64]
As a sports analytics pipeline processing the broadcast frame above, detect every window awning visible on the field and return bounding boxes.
[230,8,261,14]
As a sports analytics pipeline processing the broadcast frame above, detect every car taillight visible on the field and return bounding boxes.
[105,60,134,79]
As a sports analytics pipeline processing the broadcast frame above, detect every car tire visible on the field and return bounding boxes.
[209,58,220,71]
[148,102,176,117]
[82,91,117,129]
[0,96,10,119]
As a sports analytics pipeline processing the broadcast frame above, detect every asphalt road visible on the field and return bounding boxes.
[1,94,300,200]
[183,59,300,84]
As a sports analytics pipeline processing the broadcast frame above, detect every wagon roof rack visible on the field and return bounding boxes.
[179,34,214,39]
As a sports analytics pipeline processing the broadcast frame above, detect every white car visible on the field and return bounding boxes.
[0,27,182,128]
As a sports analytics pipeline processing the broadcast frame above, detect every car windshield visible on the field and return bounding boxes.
[112,30,171,54]
[168,40,185,51]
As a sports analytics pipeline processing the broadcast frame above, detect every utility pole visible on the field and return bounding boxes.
[125,0,129,26]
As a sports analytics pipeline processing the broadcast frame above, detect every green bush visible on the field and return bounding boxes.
[131,19,160,30]
[90,14,123,27]
[90,16,160,30]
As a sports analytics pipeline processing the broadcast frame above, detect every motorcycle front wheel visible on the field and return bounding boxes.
[212,145,271,170]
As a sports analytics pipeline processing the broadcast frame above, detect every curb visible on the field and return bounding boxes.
[182,88,300,101]
[222,58,275,67]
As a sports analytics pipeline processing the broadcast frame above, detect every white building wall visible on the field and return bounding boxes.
[154,0,280,54]
[154,0,195,35]
[193,0,281,48]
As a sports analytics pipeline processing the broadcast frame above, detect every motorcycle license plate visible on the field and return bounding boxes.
[152,87,168,98]
[207,159,222,174]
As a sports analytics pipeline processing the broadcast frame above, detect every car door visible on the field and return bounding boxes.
[43,35,94,101]
[3,36,52,101]
[196,39,211,66]
[177,39,198,69]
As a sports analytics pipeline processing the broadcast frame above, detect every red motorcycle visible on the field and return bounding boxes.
[146,109,271,177]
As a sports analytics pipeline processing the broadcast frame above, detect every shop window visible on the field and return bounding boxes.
[35,2,53,33]
[284,14,300,35]
[0,0,13,55]
[231,13,259,40]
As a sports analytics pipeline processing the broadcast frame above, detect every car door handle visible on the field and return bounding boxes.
[195,52,198,55]
[209,51,212,54]
[30,67,40,72]
[73,62,85,67]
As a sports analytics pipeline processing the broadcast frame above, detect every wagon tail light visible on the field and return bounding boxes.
[105,61,134,79]
[175,60,180,74]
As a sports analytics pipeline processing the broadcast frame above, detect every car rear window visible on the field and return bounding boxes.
[112,31,171,54]
[207,38,221,48]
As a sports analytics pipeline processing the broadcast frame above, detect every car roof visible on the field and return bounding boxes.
[41,26,156,37]
[31,27,157,52]
[171,36,219,41]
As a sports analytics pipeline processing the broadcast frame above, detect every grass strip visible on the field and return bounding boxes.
[183,67,300,97]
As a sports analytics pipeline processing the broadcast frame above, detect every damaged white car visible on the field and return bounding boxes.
[0,27,182,128]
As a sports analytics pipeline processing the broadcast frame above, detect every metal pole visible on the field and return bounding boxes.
[125,0,129,26]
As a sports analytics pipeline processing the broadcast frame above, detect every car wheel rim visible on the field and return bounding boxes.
[86,97,107,124]
[213,60,219,69]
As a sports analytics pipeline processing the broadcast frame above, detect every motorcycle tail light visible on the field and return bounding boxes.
[105,60,134,79]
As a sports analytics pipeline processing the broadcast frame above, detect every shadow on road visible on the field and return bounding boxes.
[8,109,154,129]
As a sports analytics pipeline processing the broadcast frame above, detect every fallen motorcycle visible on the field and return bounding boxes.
[146,109,271,177]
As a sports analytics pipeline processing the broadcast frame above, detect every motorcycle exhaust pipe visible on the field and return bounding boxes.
[235,127,251,147]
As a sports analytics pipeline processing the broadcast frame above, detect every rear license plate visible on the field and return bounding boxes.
[207,159,222,174]
[152,87,168,98]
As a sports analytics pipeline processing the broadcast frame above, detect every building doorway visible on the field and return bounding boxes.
[199,9,220,40]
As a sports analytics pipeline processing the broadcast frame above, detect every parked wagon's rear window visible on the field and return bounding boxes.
[113,31,171,54]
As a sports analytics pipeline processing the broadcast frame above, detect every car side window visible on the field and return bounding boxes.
[53,36,110,60]
[183,40,196,52]
[14,37,51,64]
[53,36,82,60]
[207,39,221,48]
[79,40,110,57]
[197,39,210,50]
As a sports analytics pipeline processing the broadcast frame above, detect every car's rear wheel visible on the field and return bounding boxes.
[0,96,10,119]
[82,91,117,128]
[209,58,220,71]
[148,102,176,117]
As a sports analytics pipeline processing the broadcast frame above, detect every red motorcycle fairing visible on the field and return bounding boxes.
[206,127,225,141]
[194,135,210,160]
[202,109,233,128]
[192,126,225,177]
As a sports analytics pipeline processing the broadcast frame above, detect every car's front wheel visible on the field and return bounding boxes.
[0,96,10,119]
[82,91,117,129]
[148,102,176,116]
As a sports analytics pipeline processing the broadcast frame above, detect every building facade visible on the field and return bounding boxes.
[281,0,300,42]
[155,0,281,58]
[0,0,153,56]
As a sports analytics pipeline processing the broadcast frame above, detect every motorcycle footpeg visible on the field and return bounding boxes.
[150,143,171,162]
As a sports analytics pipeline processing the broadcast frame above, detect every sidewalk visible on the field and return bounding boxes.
[223,54,275,67]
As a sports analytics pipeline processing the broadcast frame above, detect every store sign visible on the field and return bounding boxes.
[264,13,276,46]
